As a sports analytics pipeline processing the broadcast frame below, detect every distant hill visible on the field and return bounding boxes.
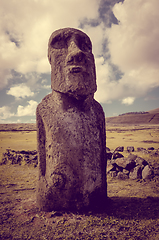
[106,108,159,125]
[0,108,159,131]
[0,123,36,131]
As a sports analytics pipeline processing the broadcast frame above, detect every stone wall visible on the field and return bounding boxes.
[1,149,38,167]
[107,146,159,180]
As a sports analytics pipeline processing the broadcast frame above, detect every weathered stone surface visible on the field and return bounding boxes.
[48,28,97,97]
[106,147,112,160]
[36,28,107,211]
[129,166,142,180]
[117,172,129,180]
[150,150,159,157]
[127,146,134,152]
[137,147,146,152]
[142,165,154,180]
[106,147,110,152]
[127,154,137,161]
[112,152,124,159]
[107,146,159,181]
[106,152,112,160]
[147,147,154,150]
[114,157,127,169]
[123,169,129,175]
[115,156,136,170]
[135,157,148,168]
[109,171,117,178]
[115,146,124,152]
[115,164,123,172]
[1,149,38,166]
[153,166,159,176]
[107,163,115,173]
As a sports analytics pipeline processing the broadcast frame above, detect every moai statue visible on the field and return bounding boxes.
[36,28,107,211]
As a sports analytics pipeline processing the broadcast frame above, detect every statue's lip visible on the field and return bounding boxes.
[69,66,83,73]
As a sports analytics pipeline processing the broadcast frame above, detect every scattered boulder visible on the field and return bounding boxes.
[106,147,110,152]
[129,166,142,180]
[123,169,129,175]
[109,171,117,178]
[135,157,148,168]
[115,154,137,171]
[106,147,112,160]
[137,147,156,154]
[107,163,116,173]
[116,155,137,171]
[127,146,134,152]
[142,165,154,180]
[150,150,159,157]
[106,152,112,160]
[127,154,137,162]
[115,164,123,172]
[107,147,157,181]
[1,149,38,167]
[137,147,146,152]
[117,172,129,180]
[147,147,154,150]
[112,152,124,159]
[153,165,159,176]
[115,157,128,169]
[115,146,124,152]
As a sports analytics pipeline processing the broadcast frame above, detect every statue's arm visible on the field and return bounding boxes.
[36,105,46,176]
[97,103,107,192]
[93,100,107,184]
[99,105,107,165]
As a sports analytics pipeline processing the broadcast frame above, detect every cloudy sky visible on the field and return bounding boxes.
[0,0,159,123]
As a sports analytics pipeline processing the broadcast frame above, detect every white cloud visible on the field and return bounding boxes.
[43,85,51,90]
[17,100,38,116]
[94,57,125,103]
[83,23,106,57]
[107,0,159,100]
[7,84,34,100]
[95,57,114,103]
[2,0,158,115]
[121,97,135,105]
[0,106,15,120]
[31,118,36,122]
[0,0,99,89]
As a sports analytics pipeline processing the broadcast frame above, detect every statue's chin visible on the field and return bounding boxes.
[65,72,92,96]
[67,91,87,101]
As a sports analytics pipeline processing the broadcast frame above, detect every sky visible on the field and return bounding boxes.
[0,0,159,123]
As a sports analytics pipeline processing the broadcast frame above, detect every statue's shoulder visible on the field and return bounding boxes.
[92,99,105,125]
[37,93,53,113]
[92,99,104,114]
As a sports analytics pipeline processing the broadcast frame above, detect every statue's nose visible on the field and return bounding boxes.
[66,41,85,65]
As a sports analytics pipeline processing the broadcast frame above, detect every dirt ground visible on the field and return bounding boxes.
[0,124,159,239]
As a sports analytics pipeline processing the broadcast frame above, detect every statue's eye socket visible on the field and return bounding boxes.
[78,37,92,52]
[51,36,67,49]
[80,43,91,51]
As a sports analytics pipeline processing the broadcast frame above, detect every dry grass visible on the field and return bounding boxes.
[106,124,159,151]
[0,131,37,162]
[0,124,159,239]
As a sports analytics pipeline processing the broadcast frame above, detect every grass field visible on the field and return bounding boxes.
[0,131,37,161]
[106,124,159,151]
[0,124,159,239]
[0,124,159,159]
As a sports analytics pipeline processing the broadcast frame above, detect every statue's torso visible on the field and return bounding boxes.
[36,93,106,210]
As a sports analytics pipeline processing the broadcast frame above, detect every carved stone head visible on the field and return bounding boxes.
[48,28,97,99]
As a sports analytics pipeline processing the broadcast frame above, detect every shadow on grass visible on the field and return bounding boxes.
[100,196,159,220]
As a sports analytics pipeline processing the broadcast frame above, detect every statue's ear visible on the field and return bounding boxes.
[48,51,51,65]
